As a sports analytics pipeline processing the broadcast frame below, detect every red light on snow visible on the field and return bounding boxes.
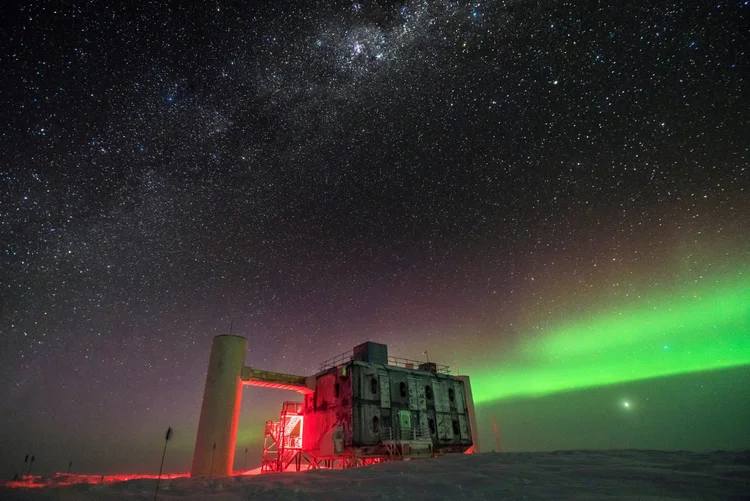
[4,473,189,489]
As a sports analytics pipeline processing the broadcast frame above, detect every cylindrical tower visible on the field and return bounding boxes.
[191,335,247,477]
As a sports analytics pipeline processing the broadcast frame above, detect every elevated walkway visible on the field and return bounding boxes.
[241,367,313,393]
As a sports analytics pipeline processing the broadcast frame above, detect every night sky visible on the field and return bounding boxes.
[2,0,749,477]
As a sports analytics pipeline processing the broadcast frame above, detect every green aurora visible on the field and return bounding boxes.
[470,274,750,405]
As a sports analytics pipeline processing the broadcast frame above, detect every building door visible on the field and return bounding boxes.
[398,409,411,439]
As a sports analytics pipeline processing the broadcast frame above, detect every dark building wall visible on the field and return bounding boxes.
[350,362,472,449]
[303,361,473,454]
[351,364,392,445]
[302,366,352,455]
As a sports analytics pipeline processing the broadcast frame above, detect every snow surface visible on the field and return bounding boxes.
[2,450,749,500]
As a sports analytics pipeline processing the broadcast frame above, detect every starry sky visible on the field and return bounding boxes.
[2,0,749,477]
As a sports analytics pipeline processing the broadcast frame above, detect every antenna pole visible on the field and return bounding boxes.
[154,426,172,501]
[492,416,501,452]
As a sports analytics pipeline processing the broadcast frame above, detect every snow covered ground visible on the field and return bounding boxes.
[2,450,748,500]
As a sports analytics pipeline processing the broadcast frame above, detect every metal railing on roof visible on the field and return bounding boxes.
[318,350,353,372]
[318,351,451,374]
[387,356,451,374]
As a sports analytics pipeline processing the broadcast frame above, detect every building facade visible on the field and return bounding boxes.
[300,342,475,462]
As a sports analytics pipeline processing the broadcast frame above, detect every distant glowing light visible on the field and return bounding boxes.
[622,400,631,409]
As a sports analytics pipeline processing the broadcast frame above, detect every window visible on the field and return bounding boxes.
[372,416,380,433]
[334,382,340,399]
[448,387,455,402]
[428,418,436,435]
[452,420,460,436]
[425,385,433,400]
[370,377,378,394]
[399,382,407,397]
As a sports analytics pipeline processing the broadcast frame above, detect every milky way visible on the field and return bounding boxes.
[1,0,749,475]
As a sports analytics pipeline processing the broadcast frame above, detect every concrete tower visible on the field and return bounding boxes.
[191,335,247,477]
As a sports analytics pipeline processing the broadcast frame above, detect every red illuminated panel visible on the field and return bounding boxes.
[242,380,313,393]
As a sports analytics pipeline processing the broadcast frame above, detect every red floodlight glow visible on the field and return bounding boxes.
[243,380,313,393]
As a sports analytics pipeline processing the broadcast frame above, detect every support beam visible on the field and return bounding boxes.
[241,366,314,393]
[457,375,481,454]
[191,335,247,477]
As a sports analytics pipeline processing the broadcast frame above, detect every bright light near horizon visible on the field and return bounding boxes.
[622,400,631,409]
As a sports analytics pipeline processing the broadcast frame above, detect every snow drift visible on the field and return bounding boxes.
[2,449,748,500]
